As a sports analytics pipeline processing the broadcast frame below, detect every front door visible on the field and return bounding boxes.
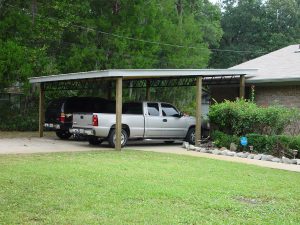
[161,103,187,138]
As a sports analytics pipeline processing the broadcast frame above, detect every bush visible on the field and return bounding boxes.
[208,99,300,136]
[212,130,300,157]
[0,113,38,131]
[211,130,239,149]
[0,102,38,131]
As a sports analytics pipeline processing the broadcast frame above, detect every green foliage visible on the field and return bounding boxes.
[208,99,300,136]
[0,0,222,85]
[246,133,277,155]
[0,102,38,131]
[211,130,239,148]
[210,0,300,68]
[0,1,223,131]
[212,130,300,156]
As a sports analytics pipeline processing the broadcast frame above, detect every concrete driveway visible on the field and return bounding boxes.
[0,134,299,173]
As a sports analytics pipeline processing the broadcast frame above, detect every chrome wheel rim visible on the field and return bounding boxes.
[191,131,195,143]
[113,132,126,145]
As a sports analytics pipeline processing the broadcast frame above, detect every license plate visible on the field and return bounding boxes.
[44,123,54,128]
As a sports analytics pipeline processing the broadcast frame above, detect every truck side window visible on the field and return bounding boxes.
[123,103,143,114]
[161,103,179,117]
[147,103,160,116]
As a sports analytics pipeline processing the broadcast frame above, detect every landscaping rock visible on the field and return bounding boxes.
[226,151,235,157]
[247,154,255,159]
[200,149,209,153]
[220,147,228,151]
[254,154,263,160]
[189,145,195,151]
[291,159,297,165]
[221,150,228,156]
[207,149,213,154]
[195,147,201,152]
[261,155,274,161]
[271,157,281,163]
[184,142,189,149]
[212,149,222,155]
[282,157,292,164]
[236,152,247,158]
[230,143,237,152]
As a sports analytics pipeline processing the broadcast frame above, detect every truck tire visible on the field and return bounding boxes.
[108,129,128,148]
[185,127,195,145]
[88,136,102,146]
[56,130,72,140]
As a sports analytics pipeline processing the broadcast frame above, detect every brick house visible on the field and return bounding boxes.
[210,44,300,108]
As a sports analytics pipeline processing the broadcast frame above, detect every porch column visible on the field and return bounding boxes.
[39,83,45,137]
[115,77,123,151]
[240,75,245,98]
[195,76,202,147]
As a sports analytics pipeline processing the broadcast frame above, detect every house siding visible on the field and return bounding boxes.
[255,85,300,108]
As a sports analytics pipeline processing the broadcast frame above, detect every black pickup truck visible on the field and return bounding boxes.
[45,97,114,139]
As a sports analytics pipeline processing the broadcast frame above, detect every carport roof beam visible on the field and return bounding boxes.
[29,69,257,84]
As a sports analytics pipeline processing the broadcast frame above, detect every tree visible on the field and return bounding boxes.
[210,0,300,68]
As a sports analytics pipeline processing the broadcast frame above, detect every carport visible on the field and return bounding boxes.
[29,69,256,150]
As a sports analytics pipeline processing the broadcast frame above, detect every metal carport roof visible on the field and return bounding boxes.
[29,69,257,83]
[29,68,257,151]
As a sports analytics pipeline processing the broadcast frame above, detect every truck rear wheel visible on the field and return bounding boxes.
[56,130,72,140]
[88,136,102,146]
[108,129,128,148]
[185,127,195,145]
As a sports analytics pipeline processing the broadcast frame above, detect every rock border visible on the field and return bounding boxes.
[182,142,300,165]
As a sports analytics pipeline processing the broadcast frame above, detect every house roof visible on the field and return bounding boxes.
[231,44,300,84]
[29,69,256,84]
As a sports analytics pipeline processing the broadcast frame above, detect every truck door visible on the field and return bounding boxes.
[161,103,187,138]
[144,102,165,138]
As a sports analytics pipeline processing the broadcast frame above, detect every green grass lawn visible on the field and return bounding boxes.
[1,150,300,225]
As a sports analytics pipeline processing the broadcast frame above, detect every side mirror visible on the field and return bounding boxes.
[177,112,184,118]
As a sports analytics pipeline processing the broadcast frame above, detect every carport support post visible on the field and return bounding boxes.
[195,76,202,147]
[240,75,245,99]
[146,80,150,101]
[39,83,45,137]
[115,77,123,151]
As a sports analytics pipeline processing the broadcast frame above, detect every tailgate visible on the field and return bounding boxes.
[72,113,93,129]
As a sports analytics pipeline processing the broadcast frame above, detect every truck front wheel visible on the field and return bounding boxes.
[185,127,195,145]
[108,129,128,148]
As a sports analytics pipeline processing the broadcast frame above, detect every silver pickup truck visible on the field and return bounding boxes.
[70,102,196,147]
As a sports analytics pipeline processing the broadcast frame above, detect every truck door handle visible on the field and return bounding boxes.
[163,119,167,122]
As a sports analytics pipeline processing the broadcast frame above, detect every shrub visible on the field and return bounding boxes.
[0,103,38,131]
[212,130,300,157]
[208,99,300,136]
[211,130,239,149]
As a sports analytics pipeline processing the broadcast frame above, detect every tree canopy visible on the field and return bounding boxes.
[0,0,222,90]
[210,0,300,68]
